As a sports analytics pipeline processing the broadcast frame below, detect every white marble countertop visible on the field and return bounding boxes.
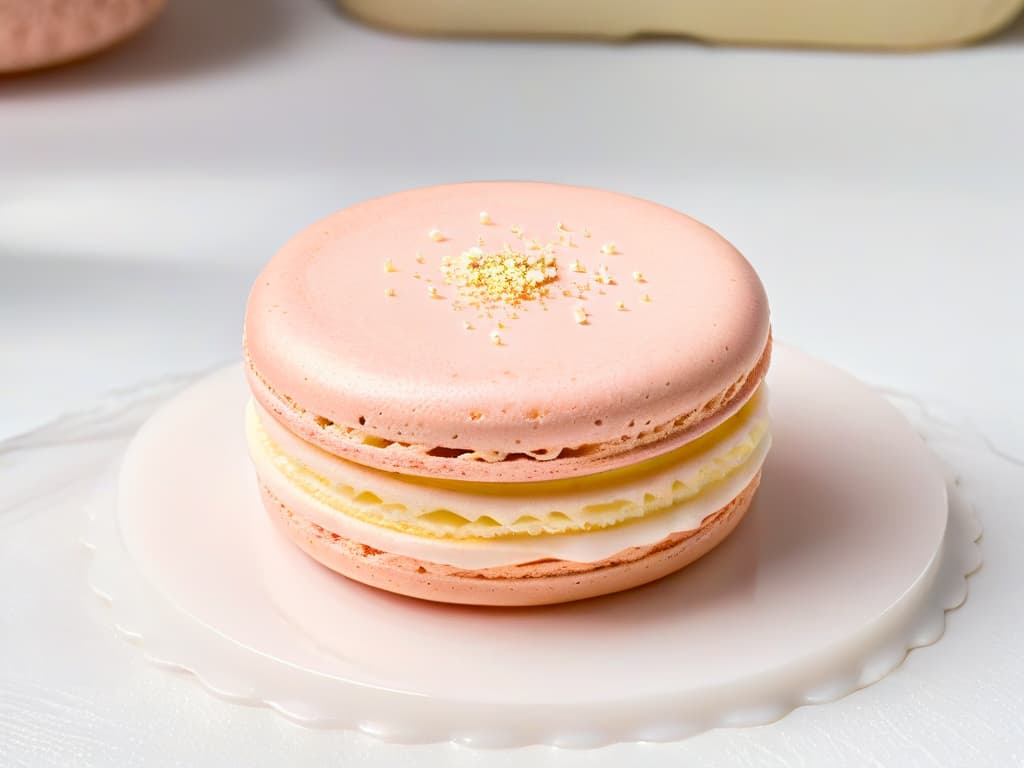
[2,0,1023,764]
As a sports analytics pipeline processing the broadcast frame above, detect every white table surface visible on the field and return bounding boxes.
[1,0,1023,765]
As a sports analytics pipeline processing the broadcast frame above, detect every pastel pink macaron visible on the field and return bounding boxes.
[245,182,772,606]
[0,0,166,73]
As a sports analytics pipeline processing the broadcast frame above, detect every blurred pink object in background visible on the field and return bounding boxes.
[0,0,166,73]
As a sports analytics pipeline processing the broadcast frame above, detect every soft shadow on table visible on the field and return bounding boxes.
[0,0,297,93]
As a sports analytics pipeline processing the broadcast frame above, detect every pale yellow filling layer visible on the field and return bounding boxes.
[248,391,770,540]
[249,393,770,536]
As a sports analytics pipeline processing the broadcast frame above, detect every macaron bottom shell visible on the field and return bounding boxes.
[258,472,759,607]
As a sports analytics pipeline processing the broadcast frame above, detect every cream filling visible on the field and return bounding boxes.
[247,393,770,569]
[256,433,769,569]
[247,392,769,538]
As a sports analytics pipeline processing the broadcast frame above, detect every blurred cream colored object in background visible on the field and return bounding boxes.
[0,0,166,73]
[339,0,1024,49]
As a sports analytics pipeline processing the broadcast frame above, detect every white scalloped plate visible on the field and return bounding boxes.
[84,345,981,748]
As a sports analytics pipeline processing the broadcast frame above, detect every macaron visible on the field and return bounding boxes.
[244,182,772,606]
[0,0,166,74]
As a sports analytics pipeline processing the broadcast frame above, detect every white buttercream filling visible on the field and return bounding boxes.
[247,394,770,568]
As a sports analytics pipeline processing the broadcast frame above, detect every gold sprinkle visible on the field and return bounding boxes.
[477,235,485,246]
[632,271,644,282]
[428,286,440,298]
[385,287,395,297]
[441,245,559,307]
[413,272,421,279]
[415,251,425,264]
[490,330,503,345]
[583,227,592,239]
[383,258,397,273]
[463,321,474,330]
[510,224,522,235]
[428,228,445,242]
[595,265,613,285]
[573,305,588,325]
[568,236,577,248]
[616,301,626,311]
[556,221,569,232]
[571,259,585,273]
[479,211,492,225]
[642,293,652,303]
[497,321,505,329]
[525,268,546,283]
[601,242,617,255]
[527,239,541,251]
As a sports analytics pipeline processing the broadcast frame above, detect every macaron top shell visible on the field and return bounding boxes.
[245,182,770,481]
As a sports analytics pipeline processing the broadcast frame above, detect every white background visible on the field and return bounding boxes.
[1,0,1023,765]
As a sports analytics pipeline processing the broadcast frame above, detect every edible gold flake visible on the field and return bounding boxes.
[441,245,559,307]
